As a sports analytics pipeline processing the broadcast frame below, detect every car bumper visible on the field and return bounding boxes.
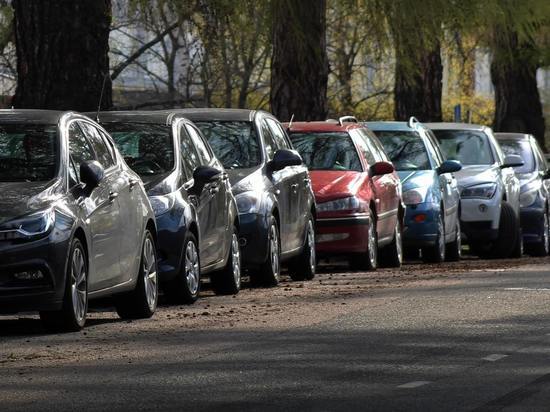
[315,213,370,255]
[0,233,71,313]
[460,196,500,242]
[402,203,439,247]
[155,208,188,282]
[238,213,270,266]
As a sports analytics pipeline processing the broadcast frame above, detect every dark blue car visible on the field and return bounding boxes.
[367,118,462,262]
[496,133,550,256]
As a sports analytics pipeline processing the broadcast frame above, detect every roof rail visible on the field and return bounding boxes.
[408,116,420,129]
[338,116,358,126]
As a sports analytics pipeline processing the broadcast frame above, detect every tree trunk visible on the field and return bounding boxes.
[491,29,545,148]
[270,0,328,122]
[394,41,443,122]
[12,0,112,111]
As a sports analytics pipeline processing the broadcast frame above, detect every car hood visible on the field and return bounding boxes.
[309,170,364,203]
[397,170,436,191]
[0,179,63,225]
[227,166,264,194]
[453,165,500,188]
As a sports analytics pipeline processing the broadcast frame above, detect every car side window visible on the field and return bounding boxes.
[79,121,116,169]
[186,125,212,165]
[68,122,96,181]
[180,126,201,179]
[353,131,377,166]
[532,139,547,172]
[261,120,277,160]
[266,118,291,150]
[423,135,442,168]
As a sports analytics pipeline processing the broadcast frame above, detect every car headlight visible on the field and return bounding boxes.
[317,196,363,212]
[236,192,262,214]
[461,183,497,199]
[149,193,176,216]
[520,187,539,208]
[0,208,55,240]
[402,186,430,205]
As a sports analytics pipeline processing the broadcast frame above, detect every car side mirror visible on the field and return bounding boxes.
[501,154,524,169]
[267,149,302,172]
[193,165,222,187]
[370,161,394,176]
[80,160,104,192]
[437,159,462,174]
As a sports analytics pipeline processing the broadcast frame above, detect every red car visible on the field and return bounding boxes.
[287,119,404,270]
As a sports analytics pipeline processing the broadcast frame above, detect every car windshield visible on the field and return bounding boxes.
[103,122,175,176]
[374,130,430,171]
[0,124,58,182]
[194,121,261,169]
[499,139,535,173]
[289,132,362,172]
[433,130,494,165]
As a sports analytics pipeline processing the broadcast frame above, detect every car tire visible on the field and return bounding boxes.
[163,232,201,304]
[423,213,446,263]
[349,210,378,271]
[491,201,519,258]
[211,226,242,295]
[511,227,523,258]
[529,211,549,257]
[253,217,281,287]
[446,219,462,262]
[379,216,403,268]
[40,238,88,332]
[289,215,316,281]
[116,230,158,319]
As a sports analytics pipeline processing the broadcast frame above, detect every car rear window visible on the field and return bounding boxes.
[289,132,362,172]
[374,130,431,171]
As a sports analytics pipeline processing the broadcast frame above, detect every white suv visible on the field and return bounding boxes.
[427,123,523,258]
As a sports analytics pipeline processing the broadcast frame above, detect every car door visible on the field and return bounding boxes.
[260,117,293,253]
[68,121,122,291]
[425,130,459,237]
[266,118,305,251]
[184,124,226,267]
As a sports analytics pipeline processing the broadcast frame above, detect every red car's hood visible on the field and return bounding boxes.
[309,170,364,203]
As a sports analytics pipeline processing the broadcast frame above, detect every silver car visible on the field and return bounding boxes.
[427,123,523,258]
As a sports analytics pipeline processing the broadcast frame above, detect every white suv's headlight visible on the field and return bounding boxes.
[520,188,538,208]
[461,183,497,199]
[149,193,176,216]
[236,192,262,214]
[0,208,55,240]
[317,196,362,212]
[402,186,430,205]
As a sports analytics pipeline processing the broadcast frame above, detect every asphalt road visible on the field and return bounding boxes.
[2,258,550,411]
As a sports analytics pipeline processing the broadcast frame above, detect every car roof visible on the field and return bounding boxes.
[160,108,257,122]
[424,122,487,131]
[0,109,69,124]
[91,110,178,126]
[286,121,363,133]
[494,132,532,141]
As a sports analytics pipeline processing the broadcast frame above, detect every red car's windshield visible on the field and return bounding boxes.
[290,132,362,172]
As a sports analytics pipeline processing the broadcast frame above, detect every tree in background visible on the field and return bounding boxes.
[12,0,112,111]
[270,0,329,121]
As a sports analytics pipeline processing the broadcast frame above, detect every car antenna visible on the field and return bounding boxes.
[288,114,295,130]
[95,72,110,122]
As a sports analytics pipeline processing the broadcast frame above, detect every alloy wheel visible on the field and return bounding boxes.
[231,233,241,289]
[307,220,316,273]
[269,224,280,282]
[368,221,377,268]
[185,240,200,296]
[437,216,445,260]
[142,236,158,311]
[70,246,87,325]
[544,213,549,255]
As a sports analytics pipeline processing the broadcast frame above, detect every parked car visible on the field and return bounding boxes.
[287,117,404,270]
[170,108,317,285]
[368,118,462,262]
[427,123,523,258]
[93,111,240,303]
[495,132,550,256]
[0,110,158,331]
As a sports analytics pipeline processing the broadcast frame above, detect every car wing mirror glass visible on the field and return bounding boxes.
[437,160,462,174]
[370,161,394,176]
[80,160,104,193]
[191,165,221,193]
[502,154,524,169]
[268,149,302,172]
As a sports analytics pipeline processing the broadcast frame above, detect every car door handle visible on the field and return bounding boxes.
[129,179,139,190]
[109,191,119,202]
[209,185,219,194]
[221,172,228,181]
[291,183,299,190]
